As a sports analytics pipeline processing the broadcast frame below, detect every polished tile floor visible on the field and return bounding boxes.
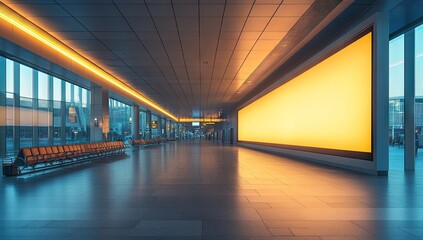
[1,140,423,240]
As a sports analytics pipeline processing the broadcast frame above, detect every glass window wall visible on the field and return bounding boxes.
[0,56,90,157]
[151,114,159,138]
[109,98,132,142]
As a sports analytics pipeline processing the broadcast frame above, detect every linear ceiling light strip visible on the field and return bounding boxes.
[178,118,224,123]
[0,3,178,121]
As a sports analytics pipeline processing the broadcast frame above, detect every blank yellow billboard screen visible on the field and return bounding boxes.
[238,32,372,153]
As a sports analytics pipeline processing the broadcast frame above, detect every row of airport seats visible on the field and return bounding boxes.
[2,141,125,176]
[129,138,168,146]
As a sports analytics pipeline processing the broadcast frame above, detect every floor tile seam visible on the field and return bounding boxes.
[398,227,423,239]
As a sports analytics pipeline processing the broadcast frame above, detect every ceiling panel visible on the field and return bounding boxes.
[8,3,70,16]
[275,4,311,17]
[8,0,345,118]
[30,16,86,31]
[116,4,149,17]
[78,17,132,31]
[60,4,120,17]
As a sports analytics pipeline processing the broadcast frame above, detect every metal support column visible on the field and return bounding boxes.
[146,110,151,139]
[132,105,139,140]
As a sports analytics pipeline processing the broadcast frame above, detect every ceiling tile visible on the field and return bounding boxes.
[142,40,166,52]
[78,17,132,31]
[200,0,225,4]
[226,0,255,4]
[275,4,311,17]
[254,0,283,4]
[8,4,70,17]
[243,17,271,32]
[239,31,261,40]
[92,31,137,40]
[250,4,279,16]
[62,39,107,51]
[221,17,247,31]
[154,18,178,32]
[145,0,171,4]
[232,50,250,59]
[200,4,224,16]
[217,39,237,51]
[159,31,180,40]
[147,5,174,18]
[136,31,161,41]
[224,4,252,16]
[200,41,218,52]
[162,40,182,51]
[83,50,117,60]
[50,31,94,40]
[219,31,241,40]
[182,41,200,51]
[174,4,198,17]
[282,0,314,4]
[176,17,199,32]
[200,17,222,31]
[180,31,199,41]
[116,4,150,17]
[127,18,156,31]
[113,50,149,60]
[61,4,120,17]
[200,31,219,41]
[31,17,86,32]
[234,39,256,51]
[103,39,144,51]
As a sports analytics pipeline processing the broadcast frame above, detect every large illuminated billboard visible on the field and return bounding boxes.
[238,31,372,160]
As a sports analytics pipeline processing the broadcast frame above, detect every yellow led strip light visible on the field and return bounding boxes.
[178,118,224,123]
[0,3,178,121]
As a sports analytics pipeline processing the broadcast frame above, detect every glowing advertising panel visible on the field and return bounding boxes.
[238,32,372,159]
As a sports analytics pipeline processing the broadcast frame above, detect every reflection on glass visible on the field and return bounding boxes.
[38,72,48,100]
[6,59,14,93]
[20,64,33,98]
[53,77,61,101]
[1,57,90,156]
[109,98,132,142]
[389,35,404,169]
[416,25,423,166]
[151,115,159,138]
[139,111,146,139]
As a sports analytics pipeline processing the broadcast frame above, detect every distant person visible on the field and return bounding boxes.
[416,131,419,156]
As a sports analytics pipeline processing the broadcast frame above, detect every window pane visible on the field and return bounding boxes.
[20,64,33,98]
[109,99,132,142]
[82,88,87,107]
[38,98,51,146]
[6,59,14,93]
[20,97,33,148]
[38,72,49,100]
[65,82,71,102]
[53,77,62,101]
[389,34,404,168]
[416,25,423,159]
[6,93,14,155]
[74,85,80,104]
